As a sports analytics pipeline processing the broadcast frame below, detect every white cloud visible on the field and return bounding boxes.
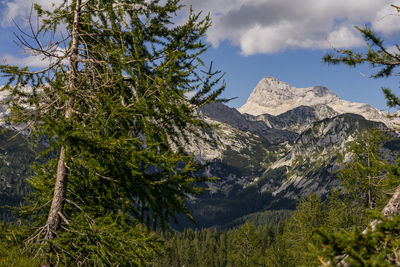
[372,1,400,36]
[2,47,67,69]
[3,53,52,68]
[1,0,63,27]
[326,26,365,49]
[3,0,400,56]
[183,0,400,55]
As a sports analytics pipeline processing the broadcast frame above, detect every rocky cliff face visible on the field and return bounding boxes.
[238,76,399,127]
[239,77,337,116]
[2,77,399,229]
[250,104,338,133]
[183,77,400,228]
[200,102,298,144]
[262,114,384,198]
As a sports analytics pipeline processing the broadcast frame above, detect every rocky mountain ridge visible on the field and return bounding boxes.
[200,102,298,144]
[238,76,399,127]
[183,77,399,228]
[1,77,399,229]
[185,100,393,228]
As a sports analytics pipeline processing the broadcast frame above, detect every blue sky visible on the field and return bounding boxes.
[203,40,400,111]
[1,0,400,111]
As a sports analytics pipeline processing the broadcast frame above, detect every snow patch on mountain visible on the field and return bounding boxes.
[238,76,400,127]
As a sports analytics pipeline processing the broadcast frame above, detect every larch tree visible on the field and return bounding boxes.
[227,221,264,267]
[338,129,395,210]
[0,0,225,264]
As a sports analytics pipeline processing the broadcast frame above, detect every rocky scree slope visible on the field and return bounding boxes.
[1,78,399,229]
[182,77,399,228]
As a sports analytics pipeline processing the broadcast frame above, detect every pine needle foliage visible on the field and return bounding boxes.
[0,0,225,264]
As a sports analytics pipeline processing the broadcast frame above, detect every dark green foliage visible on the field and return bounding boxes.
[35,214,163,266]
[221,209,293,229]
[264,193,369,266]
[154,192,368,266]
[313,141,400,266]
[156,228,229,267]
[155,221,282,267]
[188,186,276,228]
[0,218,163,266]
[0,128,37,221]
[319,5,400,264]
[0,0,225,265]
[306,129,400,265]
[338,129,396,209]
[301,129,400,266]
[316,214,400,266]
[0,222,42,266]
[227,221,265,266]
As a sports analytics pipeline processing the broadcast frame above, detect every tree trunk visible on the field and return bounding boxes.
[365,184,400,233]
[367,149,373,209]
[334,185,400,266]
[45,146,68,238]
[45,0,81,238]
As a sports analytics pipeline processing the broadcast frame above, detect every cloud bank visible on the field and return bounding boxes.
[182,0,400,55]
[2,0,400,57]
[2,53,50,68]
[1,0,62,27]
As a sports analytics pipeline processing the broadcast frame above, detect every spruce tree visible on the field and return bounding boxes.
[0,0,224,264]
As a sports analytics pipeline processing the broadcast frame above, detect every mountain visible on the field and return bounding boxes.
[183,104,389,228]
[1,76,399,229]
[261,113,383,198]
[246,104,338,133]
[238,76,399,127]
[180,77,399,228]
[200,102,298,144]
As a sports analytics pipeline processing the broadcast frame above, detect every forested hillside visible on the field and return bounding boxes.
[0,128,36,221]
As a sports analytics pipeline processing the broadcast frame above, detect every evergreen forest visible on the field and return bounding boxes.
[2,1,400,266]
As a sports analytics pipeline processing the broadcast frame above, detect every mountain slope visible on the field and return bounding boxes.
[200,102,298,144]
[260,113,385,199]
[249,104,338,133]
[238,76,398,126]
[0,129,36,221]
[2,77,399,230]
[184,76,400,228]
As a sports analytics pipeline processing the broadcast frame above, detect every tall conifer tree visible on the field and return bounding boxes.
[0,0,224,264]
[338,129,394,209]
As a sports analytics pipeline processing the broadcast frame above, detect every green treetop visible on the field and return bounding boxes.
[0,0,225,264]
[317,4,400,265]
[338,129,395,210]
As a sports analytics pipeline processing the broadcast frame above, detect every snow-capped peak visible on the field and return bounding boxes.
[238,76,398,126]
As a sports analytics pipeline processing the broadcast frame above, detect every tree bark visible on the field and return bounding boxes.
[45,0,81,238]
[365,184,400,233]
[334,185,400,266]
